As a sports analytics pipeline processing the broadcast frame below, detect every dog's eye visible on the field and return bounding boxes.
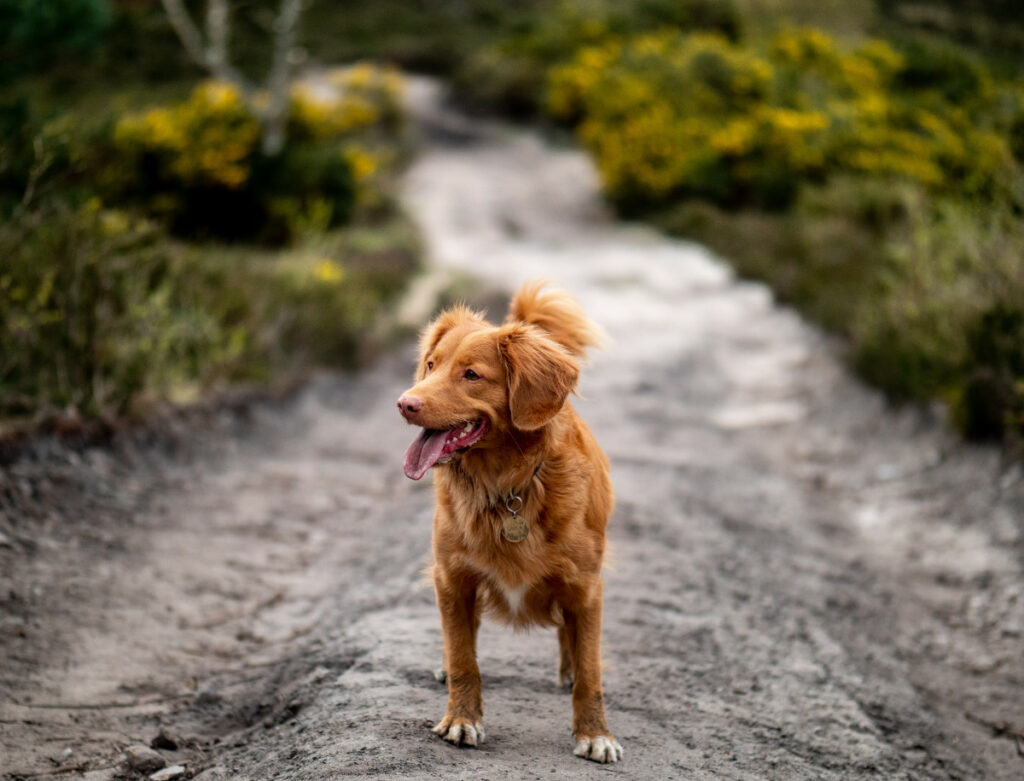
[464,369,480,381]
[426,361,434,371]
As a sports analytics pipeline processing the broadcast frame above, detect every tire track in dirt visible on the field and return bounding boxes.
[2,78,1023,780]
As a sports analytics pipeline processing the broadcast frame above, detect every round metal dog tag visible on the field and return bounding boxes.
[501,515,529,543]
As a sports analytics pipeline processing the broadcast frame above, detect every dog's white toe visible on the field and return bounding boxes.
[433,718,485,747]
[574,735,623,763]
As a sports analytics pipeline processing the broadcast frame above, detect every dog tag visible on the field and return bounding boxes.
[501,515,529,543]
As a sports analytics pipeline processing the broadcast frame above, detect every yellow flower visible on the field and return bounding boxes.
[344,147,378,182]
[115,80,260,189]
[314,259,345,284]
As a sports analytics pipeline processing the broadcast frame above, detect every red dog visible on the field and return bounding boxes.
[397,280,622,763]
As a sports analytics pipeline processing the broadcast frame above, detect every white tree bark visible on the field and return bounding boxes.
[262,0,304,155]
[205,0,230,75]
[159,0,303,155]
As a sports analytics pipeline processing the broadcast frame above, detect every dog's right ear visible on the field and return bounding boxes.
[416,305,483,380]
[498,324,580,431]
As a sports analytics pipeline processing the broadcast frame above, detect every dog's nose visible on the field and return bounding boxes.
[397,394,423,420]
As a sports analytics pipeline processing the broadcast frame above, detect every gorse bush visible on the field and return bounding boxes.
[453,0,741,116]
[110,65,404,243]
[550,33,815,209]
[115,82,260,191]
[548,27,1018,211]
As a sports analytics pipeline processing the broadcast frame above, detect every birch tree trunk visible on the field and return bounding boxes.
[159,0,304,156]
[262,0,304,155]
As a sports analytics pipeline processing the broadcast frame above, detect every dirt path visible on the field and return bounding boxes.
[3,78,1024,780]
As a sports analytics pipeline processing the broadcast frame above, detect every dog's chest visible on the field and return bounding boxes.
[495,582,527,615]
[470,560,535,619]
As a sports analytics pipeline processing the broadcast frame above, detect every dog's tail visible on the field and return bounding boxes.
[505,279,605,359]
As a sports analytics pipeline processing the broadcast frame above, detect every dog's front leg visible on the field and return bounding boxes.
[431,569,485,747]
[565,581,623,763]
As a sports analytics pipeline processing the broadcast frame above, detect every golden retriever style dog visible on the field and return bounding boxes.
[397,280,622,763]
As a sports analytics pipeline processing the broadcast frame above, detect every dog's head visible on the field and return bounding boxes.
[397,305,580,480]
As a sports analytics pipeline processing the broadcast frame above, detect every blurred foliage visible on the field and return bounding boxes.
[656,179,1024,447]
[548,28,1016,211]
[878,1,1024,79]
[0,0,111,81]
[1,20,415,422]
[452,0,741,117]
[107,65,404,243]
[0,196,418,419]
[1,199,237,416]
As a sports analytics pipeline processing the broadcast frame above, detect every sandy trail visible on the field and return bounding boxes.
[2,79,1023,780]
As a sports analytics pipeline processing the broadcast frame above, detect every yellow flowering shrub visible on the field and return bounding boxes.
[290,65,403,143]
[110,67,406,242]
[320,63,404,132]
[550,33,822,208]
[115,82,260,189]
[547,27,1016,210]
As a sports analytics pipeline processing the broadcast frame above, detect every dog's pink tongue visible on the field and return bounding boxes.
[403,428,450,480]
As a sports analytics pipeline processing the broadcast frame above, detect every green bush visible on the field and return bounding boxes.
[891,33,994,105]
[656,177,1024,445]
[851,196,1024,441]
[960,305,1024,442]
[0,197,420,418]
[0,199,231,415]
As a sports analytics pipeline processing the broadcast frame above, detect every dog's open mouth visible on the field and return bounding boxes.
[403,418,490,481]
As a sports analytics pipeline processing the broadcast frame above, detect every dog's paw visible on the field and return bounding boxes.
[432,715,486,747]
[573,735,623,764]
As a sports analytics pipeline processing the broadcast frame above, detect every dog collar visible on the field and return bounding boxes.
[501,460,543,543]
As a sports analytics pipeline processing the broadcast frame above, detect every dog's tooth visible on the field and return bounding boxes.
[463,422,473,433]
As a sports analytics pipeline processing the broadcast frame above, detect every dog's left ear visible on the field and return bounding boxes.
[416,305,484,380]
[498,324,580,431]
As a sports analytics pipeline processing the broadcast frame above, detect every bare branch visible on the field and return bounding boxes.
[159,0,254,94]
[160,0,303,154]
[261,0,304,155]
[159,0,208,69]
[206,0,230,74]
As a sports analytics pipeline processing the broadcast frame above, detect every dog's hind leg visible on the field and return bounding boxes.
[557,623,575,690]
[564,581,623,763]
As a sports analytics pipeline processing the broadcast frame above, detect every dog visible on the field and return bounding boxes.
[396,280,622,763]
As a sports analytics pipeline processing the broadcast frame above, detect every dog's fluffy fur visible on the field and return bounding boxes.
[397,280,622,763]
